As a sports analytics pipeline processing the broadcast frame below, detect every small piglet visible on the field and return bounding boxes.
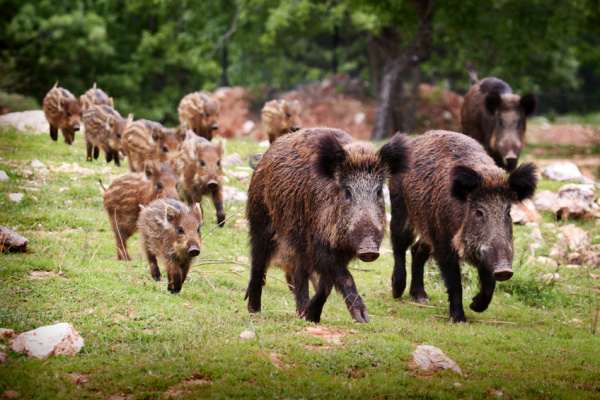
[138,198,203,293]
[121,119,181,172]
[79,83,114,111]
[178,91,220,140]
[103,161,178,260]
[261,99,301,143]
[174,135,225,227]
[82,105,132,165]
[42,83,81,145]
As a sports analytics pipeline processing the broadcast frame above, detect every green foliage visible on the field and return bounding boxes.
[0,90,39,112]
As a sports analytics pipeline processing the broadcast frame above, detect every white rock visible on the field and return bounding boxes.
[229,170,250,181]
[534,191,559,212]
[8,193,23,203]
[411,344,462,375]
[511,200,540,224]
[223,186,248,203]
[541,272,560,283]
[353,112,366,125]
[239,329,256,340]
[0,110,49,133]
[0,170,8,182]
[542,162,583,181]
[242,120,255,135]
[535,256,558,269]
[528,223,544,253]
[559,224,590,251]
[30,160,46,169]
[558,184,596,204]
[10,322,84,359]
[258,140,270,148]
[222,153,243,167]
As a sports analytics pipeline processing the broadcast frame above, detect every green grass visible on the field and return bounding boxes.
[1,128,600,399]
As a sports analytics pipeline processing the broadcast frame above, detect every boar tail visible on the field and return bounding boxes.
[465,62,478,84]
[98,179,107,192]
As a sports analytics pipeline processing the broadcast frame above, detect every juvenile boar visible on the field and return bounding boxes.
[42,83,81,145]
[389,130,537,322]
[246,128,409,323]
[121,119,181,172]
[138,198,202,293]
[79,83,114,111]
[178,92,220,140]
[103,161,178,261]
[174,136,226,227]
[461,77,536,171]
[82,105,132,166]
[261,99,301,143]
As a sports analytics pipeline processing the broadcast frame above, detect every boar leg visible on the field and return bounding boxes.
[63,129,74,145]
[409,241,431,303]
[245,204,276,313]
[50,125,58,141]
[145,250,160,281]
[292,266,310,315]
[211,188,226,227]
[470,265,496,313]
[435,248,466,323]
[113,151,121,167]
[93,146,100,159]
[334,267,369,323]
[304,273,333,323]
[166,260,183,294]
[86,141,93,161]
[390,195,413,299]
[106,150,113,163]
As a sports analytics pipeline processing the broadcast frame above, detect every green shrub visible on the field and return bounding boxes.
[0,90,39,113]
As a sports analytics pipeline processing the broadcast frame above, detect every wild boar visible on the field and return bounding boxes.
[245,128,409,323]
[121,119,181,172]
[103,161,178,261]
[389,130,537,322]
[461,77,536,171]
[42,83,81,145]
[173,135,225,227]
[82,105,132,166]
[138,198,202,293]
[79,82,114,111]
[261,99,301,143]
[178,91,220,140]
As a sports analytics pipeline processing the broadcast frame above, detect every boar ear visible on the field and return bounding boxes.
[144,161,158,179]
[379,132,410,175]
[508,162,537,201]
[519,94,536,117]
[164,204,180,224]
[315,134,346,179]
[485,92,502,115]
[451,165,483,201]
[216,140,224,155]
[192,203,204,224]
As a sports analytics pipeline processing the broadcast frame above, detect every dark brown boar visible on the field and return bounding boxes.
[389,130,537,322]
[261,99,301,143]
[82,105,132,166]
[103,161,178,261]
[138,198,202,293]
[461,77,536,171]
[177,92,220,140]
[173,136,226,227]
[245,128,409,323]
[79,83,114,111]
[121,119,181,172]
[42,83,81,145]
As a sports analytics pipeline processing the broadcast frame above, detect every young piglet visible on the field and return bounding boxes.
[42,83,81,145]
[82,105,132,165]
[121,119,180,172]
[138,199,203,293]
[261,99,301,143]
[178,92,220,140]
[80,82,114,111]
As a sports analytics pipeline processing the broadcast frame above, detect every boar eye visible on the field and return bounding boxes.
[285,112,291,118]
[162,146,169,153]
[197,225,201,234]
[177,227,185,235]
[155,182,163,191]
[116,133,121,139]
[376,187,383,198]
[475,209,485,219]
[217,160,221,167]
[200,160,206,167]
[344,187,352,200]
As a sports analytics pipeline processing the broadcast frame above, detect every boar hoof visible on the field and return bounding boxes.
[304,308,321,323]
[350,306,370,323]
[151,273,161,282]
[391,277,406,299]
[247,303,261,314]
[450,314,467,323]
[410,292,429,304]
[469,294,491,313]
[217,214,226,227]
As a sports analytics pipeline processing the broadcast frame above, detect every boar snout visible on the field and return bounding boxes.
[187,244,200,257]
[73,123,80,131]
[207,180,219,190]
[503,151,518,171]
[357,237,380,262]
[493,262,513,281]
[210,123,219,131]
[290,126,300,132]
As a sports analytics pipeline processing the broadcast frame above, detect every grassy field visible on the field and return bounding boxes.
[1,127,599,399]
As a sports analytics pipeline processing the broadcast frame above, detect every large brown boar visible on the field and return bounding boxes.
[461,77,536,171]
[245,128,409,323]
[79,83,114,111]
[82,105,132,166]
[138,198,202,293]
[103,161,178,261]
[389,130,537,322]
[261,99,301,143]
[121,119,181,172]
[173,136,226,227]
[178,92,220,140]
[42,83,81,145]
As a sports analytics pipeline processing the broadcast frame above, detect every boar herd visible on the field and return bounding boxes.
[42,73,537,323]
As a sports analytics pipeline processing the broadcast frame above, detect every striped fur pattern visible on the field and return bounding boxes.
[177,91,220,140]
[80,83,114,111]
[42,83,81,145]
[261,99,301,143]
[82,105,132,165]
[103,161,179,260]
[121,119,181,172]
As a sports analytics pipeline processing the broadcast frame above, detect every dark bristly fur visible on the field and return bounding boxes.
[246,127,409,323]
[461,76,536,171]
[389,130,537,322]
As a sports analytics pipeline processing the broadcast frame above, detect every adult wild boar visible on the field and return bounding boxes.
[461,77,536,171]
[246,128,409,323]
[389,130,537,322]
[42,83,81,145]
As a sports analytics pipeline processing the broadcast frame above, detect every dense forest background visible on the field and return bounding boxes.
[1,0,600,137]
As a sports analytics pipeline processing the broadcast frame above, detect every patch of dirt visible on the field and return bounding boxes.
[528,123,599,147]
[303,326,346,348]
[106,394,133,400]
[267,352,287,370]
[66,373,89,385]
[163,373,212,398]
[28,270,65,280]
